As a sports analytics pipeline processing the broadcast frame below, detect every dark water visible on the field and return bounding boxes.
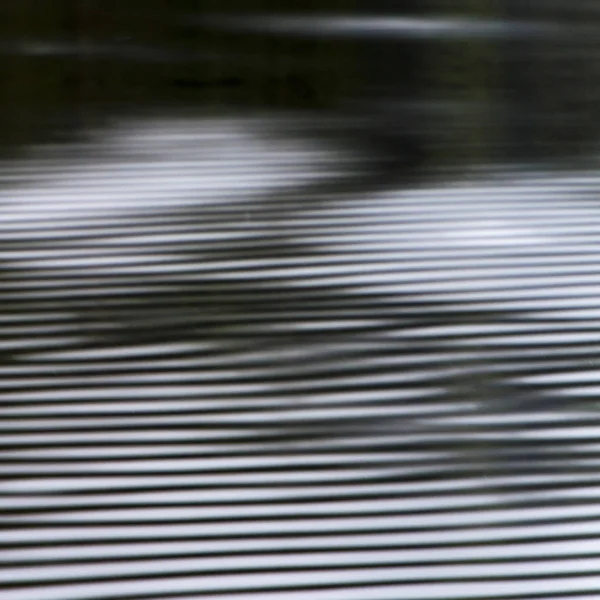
[3,5,600,600]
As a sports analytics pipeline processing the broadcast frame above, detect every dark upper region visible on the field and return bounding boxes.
[170,76,244,90]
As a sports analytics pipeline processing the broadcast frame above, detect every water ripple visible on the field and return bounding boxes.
[2,114,600,599]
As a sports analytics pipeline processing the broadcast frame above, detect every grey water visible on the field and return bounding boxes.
[3,4,600,600]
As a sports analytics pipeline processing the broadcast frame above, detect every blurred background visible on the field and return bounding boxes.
[3,2,600,600]
[2,0,600,167]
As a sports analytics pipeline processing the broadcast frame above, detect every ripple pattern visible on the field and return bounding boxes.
[2,114,600,600]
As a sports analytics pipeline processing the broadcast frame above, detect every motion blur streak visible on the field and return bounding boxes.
[2,114,600,600]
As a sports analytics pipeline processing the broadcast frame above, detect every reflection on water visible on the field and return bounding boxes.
[3,113,600,599]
